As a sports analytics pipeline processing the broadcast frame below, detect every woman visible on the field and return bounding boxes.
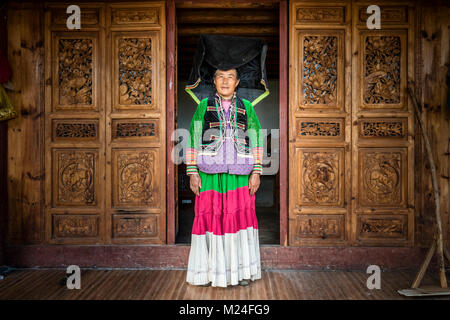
[185,68,263,287]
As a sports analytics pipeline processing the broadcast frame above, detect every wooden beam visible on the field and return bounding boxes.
[279,0,288,246]
[7,4,45,244]
[178,46,280,54]
[177,38,280,45]
[177,57,280,63]
[177,34,279,42]
[166,0,176,245]
[177,25,278,36]
[175,1,278,9]
[0,2,7,265]
[177,8,278,24]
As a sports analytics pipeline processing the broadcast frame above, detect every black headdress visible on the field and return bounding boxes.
[185,34,269,106]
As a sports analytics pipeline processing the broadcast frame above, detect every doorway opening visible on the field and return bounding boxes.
[174,3,281,245]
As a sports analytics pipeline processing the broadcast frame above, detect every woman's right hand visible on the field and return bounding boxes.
[189,173,202,197]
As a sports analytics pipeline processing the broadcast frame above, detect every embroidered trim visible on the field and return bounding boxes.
[201,92,253,156]
[210,134,220,140]
[236,107,246,115]
[186,148,198,166]
[198,151,219,156]
[236,153,254,158]
[209,122,221,128]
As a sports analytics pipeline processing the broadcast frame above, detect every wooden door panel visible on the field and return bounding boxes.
[52,119,100,142]
[289,1,352,246]
[297,30,345,111]
[358,30,408,111]
[356,214,409,243]
[289,0,414,246]
[290,214,346,245]
[351,2,415,246]
[111,32,159,112]
[45,3,105,244]
[295,148,345,208]
[45,2,166,244]
[112,214,160,240]
[51,33,100,111]
[357,148,408,209]
[48,5,102,28]
[296,118,346,141]
[356,5,409,26]
[111,119,160,143]
[111,148,161,209]
[357,118,409,141]
[105,2,166,244]
[289,147,348,246]
[52,149,100,208]
[52,214,100,242]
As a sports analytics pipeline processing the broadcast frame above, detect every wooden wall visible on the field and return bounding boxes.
[0,2,8,264]
[415,0,450,247]
[1,0,450,259]
[6,1,45,245]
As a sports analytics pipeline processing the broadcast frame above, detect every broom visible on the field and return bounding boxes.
[398,82,450,297]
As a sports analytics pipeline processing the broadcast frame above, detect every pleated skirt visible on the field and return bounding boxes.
[186,171,262,287]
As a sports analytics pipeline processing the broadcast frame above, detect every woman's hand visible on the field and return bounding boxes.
[189,173,202,197]
[248,173,261,196]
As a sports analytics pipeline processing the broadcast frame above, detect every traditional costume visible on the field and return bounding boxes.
[184,34,269,287]
[185,92,263,287]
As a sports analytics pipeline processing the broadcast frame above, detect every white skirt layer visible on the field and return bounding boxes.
[186,227,261,287]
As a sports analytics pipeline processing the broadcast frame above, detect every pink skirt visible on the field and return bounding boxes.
[186,171,261,287]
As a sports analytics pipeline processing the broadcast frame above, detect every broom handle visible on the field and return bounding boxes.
[407,84,447,288]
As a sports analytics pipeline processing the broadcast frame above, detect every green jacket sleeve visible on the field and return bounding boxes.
[244,99,263,175]
[186,98,207,175]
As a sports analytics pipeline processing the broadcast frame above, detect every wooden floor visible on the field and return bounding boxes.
[0,269,448,300]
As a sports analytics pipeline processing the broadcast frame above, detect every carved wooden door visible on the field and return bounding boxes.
[44,2,166,244]
[289,1,415,246]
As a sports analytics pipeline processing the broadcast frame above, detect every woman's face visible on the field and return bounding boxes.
[214,69,240,99]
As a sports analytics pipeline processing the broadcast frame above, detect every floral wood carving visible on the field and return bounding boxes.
[294,215,343,239]
[54,121,98,140]
[57,151,96,205]
[363,36,401,105]
[114,216,157,237]
[362,152,402,205]
[118,38,153,106]
[302,36,338,105]
[300,121,341,137]
[361,120,405,138]
[301,151,339,204]
[114,121,156,139]
[296,7,345,23]
[360,217,405,238]
[358,6,407,24]
[58,39,93,106]
[112,8,158,25]
[52,9,99,26]
[116,151,155,206]
[53,215,98,238]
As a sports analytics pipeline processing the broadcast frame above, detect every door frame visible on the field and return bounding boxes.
[165,0,289,245]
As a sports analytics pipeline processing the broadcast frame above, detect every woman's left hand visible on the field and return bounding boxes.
[248,173,261,196]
